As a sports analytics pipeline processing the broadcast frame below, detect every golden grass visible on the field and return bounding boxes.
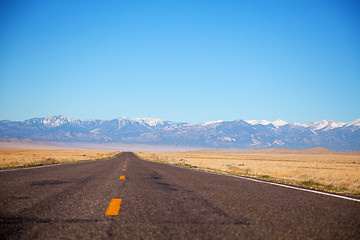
[0,149,120,169]
[136,150,360,195]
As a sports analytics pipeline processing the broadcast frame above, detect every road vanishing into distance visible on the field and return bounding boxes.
[1,152,359,239]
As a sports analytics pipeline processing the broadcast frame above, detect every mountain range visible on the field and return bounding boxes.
[1,115,359,152]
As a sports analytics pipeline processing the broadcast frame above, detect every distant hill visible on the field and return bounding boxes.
[191,147,360,155]
[1,115,359,152]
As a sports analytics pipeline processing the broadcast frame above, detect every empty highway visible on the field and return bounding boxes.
[1,152,359,239]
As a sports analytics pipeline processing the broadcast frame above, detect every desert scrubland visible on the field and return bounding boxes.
[0,149,120,169]
[136,148,360,195]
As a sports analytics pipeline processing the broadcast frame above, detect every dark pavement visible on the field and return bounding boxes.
[1,152,359,239]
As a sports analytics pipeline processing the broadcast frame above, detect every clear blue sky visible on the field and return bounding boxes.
[1,0,359,123]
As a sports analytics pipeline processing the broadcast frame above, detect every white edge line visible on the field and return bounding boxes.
[139,158,360,203]
[230,174,360,203]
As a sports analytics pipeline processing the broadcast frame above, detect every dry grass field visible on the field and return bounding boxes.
[136,148,360,195]
[0,149,120,169]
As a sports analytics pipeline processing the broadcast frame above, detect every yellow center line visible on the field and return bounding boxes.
[119,175,125,180]
[105,198,122,216]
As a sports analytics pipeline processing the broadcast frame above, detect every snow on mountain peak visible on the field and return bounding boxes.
[42,115,79,127]
[115,117,165,126]
[345,119,360,127]
[246,119,287,128]
[202,120,223,126]
[272,119,287,127]
[133,118,165,126]
[246,120,271,125]
[304,120,345,131]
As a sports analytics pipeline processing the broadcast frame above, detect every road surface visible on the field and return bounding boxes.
[1,152,359,239]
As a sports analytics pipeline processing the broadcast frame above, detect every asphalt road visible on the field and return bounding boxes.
[1,152,359,239]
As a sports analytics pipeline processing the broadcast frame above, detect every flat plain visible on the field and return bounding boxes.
[0,149,120,169]
[136,147,360,195]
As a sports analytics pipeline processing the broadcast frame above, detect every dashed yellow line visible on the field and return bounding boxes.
[105,198,122,216]
[105,163,128,215]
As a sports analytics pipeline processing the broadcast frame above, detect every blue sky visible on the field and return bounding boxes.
[1,0,359,123]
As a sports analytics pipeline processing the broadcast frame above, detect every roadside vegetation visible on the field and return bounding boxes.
[136,150,360,196]
[0,149,120,169]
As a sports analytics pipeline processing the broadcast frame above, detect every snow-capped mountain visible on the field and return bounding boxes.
[345,119,360,128]
[0,116,359,151]
[246,120,272,125]
[25,115,81,127]
[246,119,287,128]
[302,120,346,131]
[131,118,166,127]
